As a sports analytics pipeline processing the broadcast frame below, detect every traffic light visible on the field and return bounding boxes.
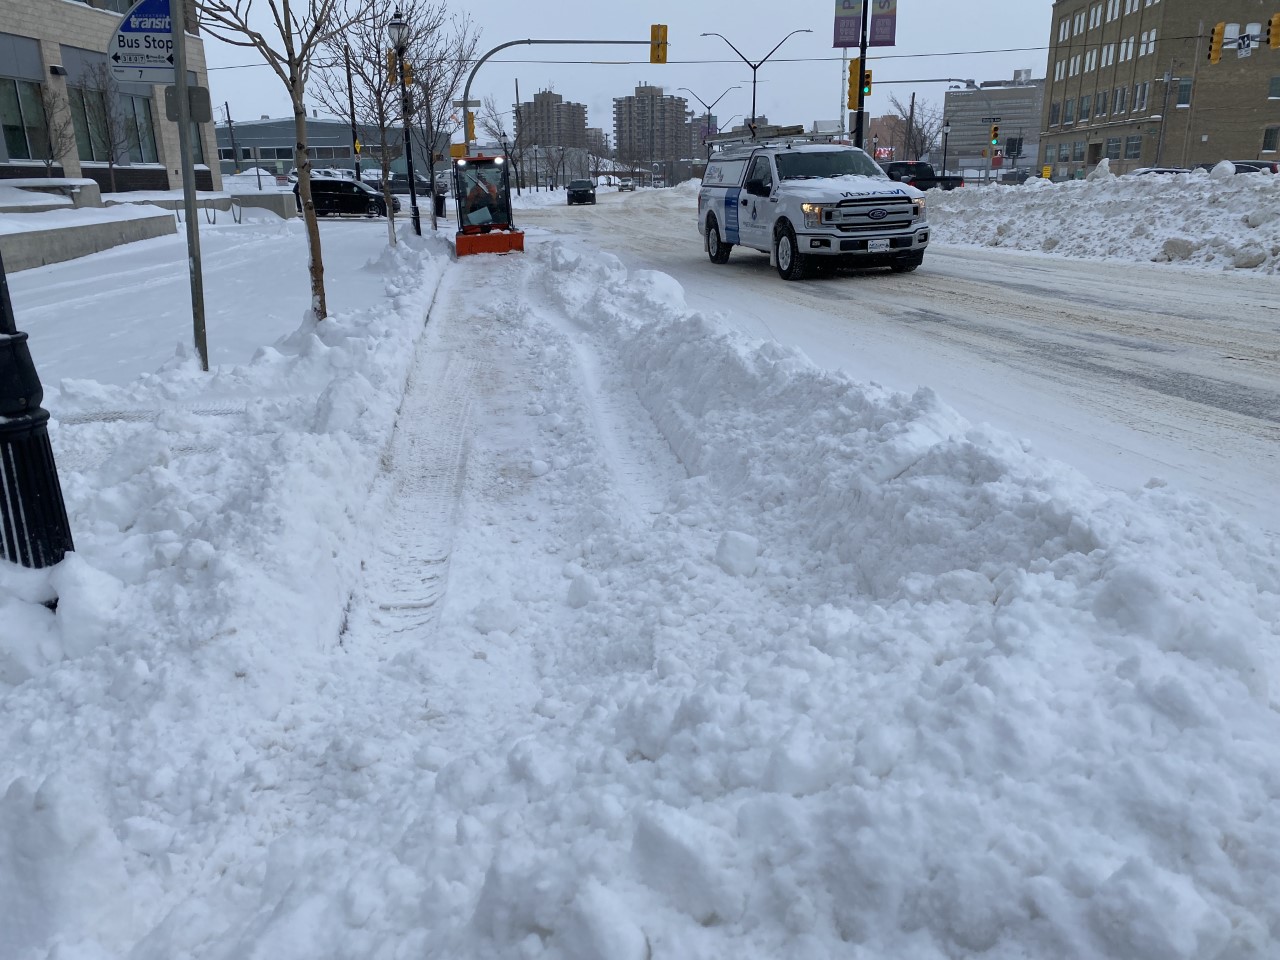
[989,124,999,145]
[650,24,668,64]
[862,69,873,96]
[1269,12,1280,49]
[465,111,475,142]
[387,49,397,86]
[1208,21,1226,63]
[402,61,414,86]
[847,58,861,108]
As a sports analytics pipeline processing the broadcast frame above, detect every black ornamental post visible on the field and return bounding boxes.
[0,248,74,568]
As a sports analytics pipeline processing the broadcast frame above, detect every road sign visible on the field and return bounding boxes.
[451,99,481,108]
[110,0,175,83]
[980,116,1002,123]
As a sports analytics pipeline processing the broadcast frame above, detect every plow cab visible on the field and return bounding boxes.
[452,153,524,256]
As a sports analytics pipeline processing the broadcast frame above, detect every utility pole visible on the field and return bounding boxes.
[906,91,915,160]
[225,102,240,173]
[170,0,208,371]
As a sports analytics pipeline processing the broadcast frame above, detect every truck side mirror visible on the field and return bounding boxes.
[744,178,769,197]
[887,170,902,181]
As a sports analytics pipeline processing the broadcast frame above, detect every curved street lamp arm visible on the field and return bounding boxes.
[707,85,740,110]
[700,32,754,68]
[757,28,812,68]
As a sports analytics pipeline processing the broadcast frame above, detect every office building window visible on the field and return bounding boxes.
[1105,137,1121,160]
[1269,77,1280,99]
[1050,102,1062,125]
[1133,81,1149,111]
[1096,90,1109,116]
[1139,30,1157,55]
[1177,78,1193,106]
[1263,127,1278,152]
[1114,85,1128,113]
[1,78,47,161]
[1085,48,1098,71]
[1059,18,1070,42]
[1058,142,1071,162]
[1124,135,1142,159]
[1090,4,1103,29]
[1073,141,1086,161]
[1065,99,1076,123]
[1107,0,1120,21]
[1080,95,1092,121]
[123,95,157,163]
[67,86,109,162]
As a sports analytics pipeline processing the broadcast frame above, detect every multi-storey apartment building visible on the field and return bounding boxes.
[1,0,219,191]
[514,90,588,150]
[612,84,692,181]
[1040,0,1280,176]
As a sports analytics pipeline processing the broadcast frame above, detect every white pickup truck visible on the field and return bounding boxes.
[697,135,929,280]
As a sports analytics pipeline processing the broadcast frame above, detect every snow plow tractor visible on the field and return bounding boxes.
[452,153,524,257]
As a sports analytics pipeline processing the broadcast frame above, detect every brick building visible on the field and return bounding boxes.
[0,0,219,191]
[1040,0,1280,177]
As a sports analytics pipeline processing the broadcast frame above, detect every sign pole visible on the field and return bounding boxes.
[169,0,208,370]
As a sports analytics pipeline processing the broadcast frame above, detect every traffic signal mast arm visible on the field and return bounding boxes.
[460,35,667,149]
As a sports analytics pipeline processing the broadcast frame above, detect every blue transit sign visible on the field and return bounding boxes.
[110,0,176,83]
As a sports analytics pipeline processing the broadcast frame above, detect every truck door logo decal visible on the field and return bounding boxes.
[725,187,741,244]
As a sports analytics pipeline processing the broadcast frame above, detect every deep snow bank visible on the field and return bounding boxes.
[928,164,1280,272]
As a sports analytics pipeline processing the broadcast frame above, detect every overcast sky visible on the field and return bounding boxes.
[205,1,1055,134]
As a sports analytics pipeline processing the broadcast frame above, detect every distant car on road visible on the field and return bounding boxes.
[618,177,635,192]
[1192,160,1279,174]
[1129,167,1193,176]
[566,179,597,205]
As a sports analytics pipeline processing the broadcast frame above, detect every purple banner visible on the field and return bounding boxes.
[870,0,898,47]
[833,0,897,49]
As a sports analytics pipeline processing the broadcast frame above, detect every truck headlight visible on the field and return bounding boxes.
[801,202,824,228]
[912,198,926,219]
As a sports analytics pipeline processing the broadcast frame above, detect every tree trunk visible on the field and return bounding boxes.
[292,94,327,321]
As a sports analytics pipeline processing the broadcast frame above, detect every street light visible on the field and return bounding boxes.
[387,8,421,236]
[700,29,812,132]
[678,85,740,158]
[940,119,951,176]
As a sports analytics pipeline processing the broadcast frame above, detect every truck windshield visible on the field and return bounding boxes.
[775,150,885,180]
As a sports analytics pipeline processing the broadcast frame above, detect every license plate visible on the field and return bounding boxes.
[868,239,890,252]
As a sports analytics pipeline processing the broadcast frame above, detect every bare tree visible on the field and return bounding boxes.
[409,10,478,204]
[36,85,79,178]
[885,94,945,162]
[477,92,522,192]
[197,0,373,320]
[80,66,134,193]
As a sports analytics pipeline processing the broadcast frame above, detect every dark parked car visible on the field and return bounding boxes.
[295,178,400,217]
[566,179,597,205]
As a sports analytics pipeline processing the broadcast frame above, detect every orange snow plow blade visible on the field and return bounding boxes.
[455,229,525,257]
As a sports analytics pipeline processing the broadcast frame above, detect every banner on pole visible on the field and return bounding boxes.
[870,0,898,47]
[833,0,898,49]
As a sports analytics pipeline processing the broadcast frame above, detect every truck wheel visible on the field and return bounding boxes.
[775,223,808,280]
[706,216,732,264]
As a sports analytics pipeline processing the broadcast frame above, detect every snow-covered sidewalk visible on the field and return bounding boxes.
[2,201,1279,959]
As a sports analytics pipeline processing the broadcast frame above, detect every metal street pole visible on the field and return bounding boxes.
[388,10,421,236]
[701,30,812,133]
[0,249,74,571]
[941,121,951,176]
[678,85,739,159]
[853,0,870,149]
[170,0,208,371]
[345,44,361,183]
